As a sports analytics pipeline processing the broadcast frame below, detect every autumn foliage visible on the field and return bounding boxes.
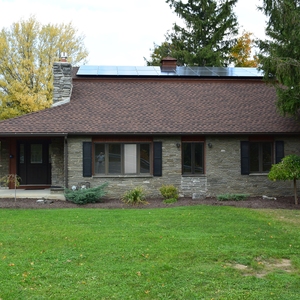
[0,16,88,120]
[229,31,258,67]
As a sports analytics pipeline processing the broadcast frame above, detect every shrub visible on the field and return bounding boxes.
[65,183,108,205]
[163,198,178,204]
[268,154,300,205]
[0,174,21,187]
[159,185,179,201]
[217,193,249,201]
[121,187,148,206]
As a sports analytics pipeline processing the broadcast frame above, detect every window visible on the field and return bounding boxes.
[94,143,150,175]
[20,144,25,164]
[182,142,204,175]
[249,142,272,172]
[241,141,284,175]
[30,144,43,164]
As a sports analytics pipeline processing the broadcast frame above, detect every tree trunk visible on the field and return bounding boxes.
[294,177,298,205]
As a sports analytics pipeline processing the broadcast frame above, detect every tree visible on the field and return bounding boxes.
[145,42,171,66]
[146,0,239,67]
[0,16,88,120]
[229,31,258,67]
[257,0,300,119]
[268,154,300,205]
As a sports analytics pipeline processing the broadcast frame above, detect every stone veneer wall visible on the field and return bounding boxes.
[206,135,300,197]
[64,135,300,199]
[50,138,65,187]
[67,136,183,198]
[52,62,72,105]
[0,140,9,184]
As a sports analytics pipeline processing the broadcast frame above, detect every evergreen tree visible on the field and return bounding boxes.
[145,42,171,66]
[0,16,88,120]
[146,0,239,67]
[258,0,300,119]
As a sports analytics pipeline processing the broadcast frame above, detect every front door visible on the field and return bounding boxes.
[17,141,51,185]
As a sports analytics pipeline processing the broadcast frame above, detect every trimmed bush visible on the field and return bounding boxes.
[217,193,249,201]
[121,187,148,206]
[159,185,179,202]
[65,183,108,205]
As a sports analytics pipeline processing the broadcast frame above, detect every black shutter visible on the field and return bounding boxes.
[83,142,92,177]
[275,141,284,163]
[241,141,250,175]
[153,142,162,176]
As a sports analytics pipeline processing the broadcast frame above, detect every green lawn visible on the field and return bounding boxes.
[1,205,300,299]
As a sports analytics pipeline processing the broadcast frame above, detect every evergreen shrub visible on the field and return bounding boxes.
[217,193,249,201]
[65,183,108,205]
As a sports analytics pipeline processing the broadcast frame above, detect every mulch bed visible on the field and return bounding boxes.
[0,196,299,209]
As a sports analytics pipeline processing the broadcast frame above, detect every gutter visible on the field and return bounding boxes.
[66,132,300,136]
[0,133,68,137]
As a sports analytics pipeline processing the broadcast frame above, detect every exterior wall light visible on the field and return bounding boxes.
[176,143,181,148]
[208,143,212,148]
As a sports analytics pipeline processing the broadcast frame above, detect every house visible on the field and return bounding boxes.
[1,58,300,199]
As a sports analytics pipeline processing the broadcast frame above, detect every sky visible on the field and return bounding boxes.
[0,0,267,66]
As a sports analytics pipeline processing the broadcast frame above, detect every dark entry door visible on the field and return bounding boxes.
[17,141,51,185]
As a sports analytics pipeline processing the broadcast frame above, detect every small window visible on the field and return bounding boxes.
[94,143,151,175]
[19,144,25,164]
[30,144,43,164]
[249,142,272,173]
[182,142,204,175]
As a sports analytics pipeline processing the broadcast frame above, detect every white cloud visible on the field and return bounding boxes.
[234,0,267,39]
[0,0,266,65]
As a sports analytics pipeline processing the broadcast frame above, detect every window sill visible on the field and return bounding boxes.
[249,173,269,176]
[93,174,153,178]
[182,174,206,177]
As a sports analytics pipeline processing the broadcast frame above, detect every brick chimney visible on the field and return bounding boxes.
[52,61,72,107]
[160,56,177,72]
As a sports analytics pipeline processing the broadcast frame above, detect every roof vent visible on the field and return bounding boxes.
[160,56,177,72]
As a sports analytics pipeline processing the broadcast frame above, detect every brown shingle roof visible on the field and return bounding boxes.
[1,77,300,135]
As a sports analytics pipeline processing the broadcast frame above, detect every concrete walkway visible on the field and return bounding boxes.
[0,188,65,200]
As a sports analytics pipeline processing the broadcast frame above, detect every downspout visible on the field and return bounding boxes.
[64,135,68,189]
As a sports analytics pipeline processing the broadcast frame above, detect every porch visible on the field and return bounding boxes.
[0,188,65,200]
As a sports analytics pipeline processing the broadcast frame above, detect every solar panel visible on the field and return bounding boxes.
[77,65,263,78]
[117,70,139,75]
[95,66,116,75]
[137,70,159,76]
[117,66,137,71]
[176,67,197,76]
[97,70,118,75]
[76,65,98,75]
[136,66,155,71]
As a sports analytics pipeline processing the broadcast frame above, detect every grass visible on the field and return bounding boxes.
[1,206,300,299]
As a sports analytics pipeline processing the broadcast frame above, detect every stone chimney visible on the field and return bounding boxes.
[160,56,177,72]
[52,61,72,107]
